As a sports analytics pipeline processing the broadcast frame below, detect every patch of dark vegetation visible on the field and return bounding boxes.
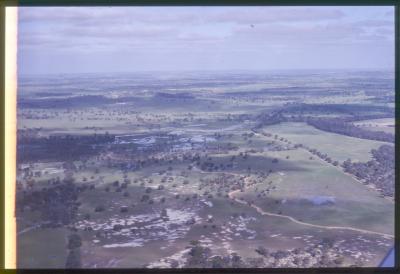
[343,145,394,197]
[283,103,394,117]
[65,234,82,268]
[16,178,80,226]
[17,132,114,162]
[18,95,113,109]
[35,92,73,97]
[181,239,351,268]
[18,95,141,109]
[255,106,394,143]
[255,111,286,128]
[307,118,394,143]
[155,92,195,99]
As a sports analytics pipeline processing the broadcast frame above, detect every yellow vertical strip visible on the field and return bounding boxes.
[5,6,17,269]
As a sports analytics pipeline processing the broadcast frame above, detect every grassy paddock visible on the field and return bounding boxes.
[262,122,391,162]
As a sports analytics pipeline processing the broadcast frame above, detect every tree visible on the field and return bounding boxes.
[231,253,244,268]
[65,233,82,268]
[65,248,81,268]
[67,234,82,249]
[211,256,227,268]
[187,244,211,267]
[255,246,269,256]
[94,205,105,212]
[161,208,168,220]
[170,260,179,268]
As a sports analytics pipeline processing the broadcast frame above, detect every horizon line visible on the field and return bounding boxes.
[18,68,395,77]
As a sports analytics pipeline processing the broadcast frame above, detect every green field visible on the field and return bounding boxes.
[236,149,394,235]
[353,118,395,135]
[262,122,391,162]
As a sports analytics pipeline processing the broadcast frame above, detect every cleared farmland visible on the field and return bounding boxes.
[262,122,391,162]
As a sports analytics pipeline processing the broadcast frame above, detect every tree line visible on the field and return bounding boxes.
[342,144,394,197]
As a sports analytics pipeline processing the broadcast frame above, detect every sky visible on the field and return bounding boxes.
[17,6,395,75]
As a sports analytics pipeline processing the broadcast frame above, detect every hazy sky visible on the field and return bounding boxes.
[18,6,394,75]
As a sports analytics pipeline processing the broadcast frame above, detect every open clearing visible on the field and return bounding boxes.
[234,149,394,235]
[262,122,391,162]
[353,118,395,135]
